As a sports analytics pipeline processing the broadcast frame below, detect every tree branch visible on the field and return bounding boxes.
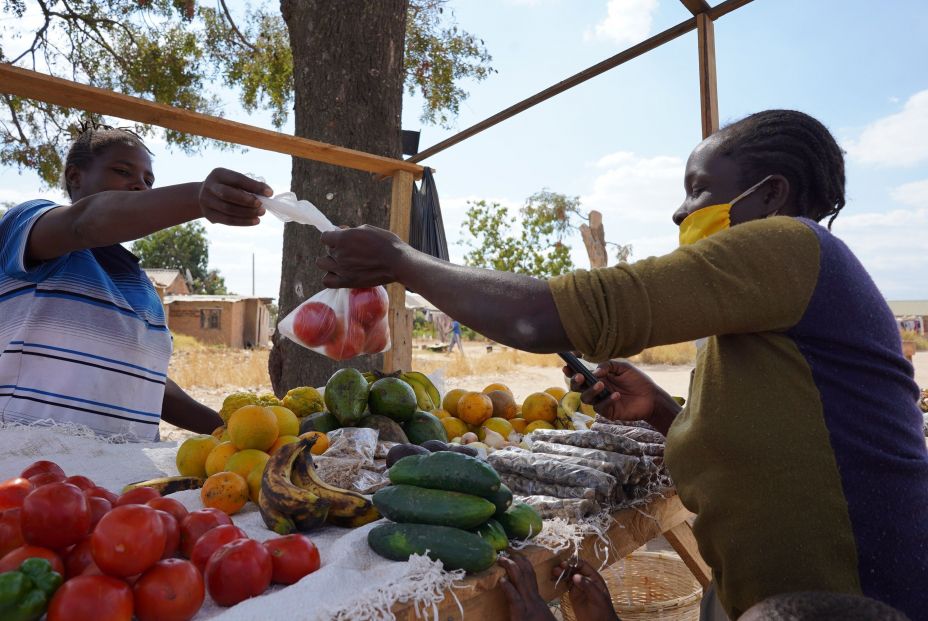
[2,95,29,144]
[218,0,257,52]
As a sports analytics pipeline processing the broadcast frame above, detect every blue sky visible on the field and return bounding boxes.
[2,0,927,300]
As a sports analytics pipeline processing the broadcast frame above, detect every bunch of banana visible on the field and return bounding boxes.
[259,440,331,535]
[122,476,204,495]
[292,437,381,528]
[554,404,574,430]
[361,369,442,412]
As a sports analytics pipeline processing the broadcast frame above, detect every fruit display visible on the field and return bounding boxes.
[368,451,541,574]
[0,459,323,619]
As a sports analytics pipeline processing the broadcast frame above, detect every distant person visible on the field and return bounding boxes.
[0,123,271,440]
[448,319,463,353]
[316,109,928,619]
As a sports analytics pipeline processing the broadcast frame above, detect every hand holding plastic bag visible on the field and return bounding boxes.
[263,193,391,360]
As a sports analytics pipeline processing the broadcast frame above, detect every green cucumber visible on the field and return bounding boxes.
[473,519,509,553]
[497,503,543,540]
[388,451,500,498]
[373,484,496,529]
[487,483,513,517]
[368,523,497,574]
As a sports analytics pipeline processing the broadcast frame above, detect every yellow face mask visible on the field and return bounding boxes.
[678,175,775,246]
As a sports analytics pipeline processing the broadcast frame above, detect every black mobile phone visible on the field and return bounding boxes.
[557,352,611,402]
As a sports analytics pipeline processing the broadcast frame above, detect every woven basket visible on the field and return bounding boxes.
[560,551,702,621]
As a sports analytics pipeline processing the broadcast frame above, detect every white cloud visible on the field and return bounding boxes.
[585,0,659,45]
[844,90,928,167]
[891,179,928,209]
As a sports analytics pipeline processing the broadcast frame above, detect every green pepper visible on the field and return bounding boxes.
[0,558,61,621]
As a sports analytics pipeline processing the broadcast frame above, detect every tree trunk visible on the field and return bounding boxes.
[580,210,608,269]
[271,0,408,395]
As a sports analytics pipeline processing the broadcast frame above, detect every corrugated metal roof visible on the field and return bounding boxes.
[887,300,928,316]
[164,295,274,304]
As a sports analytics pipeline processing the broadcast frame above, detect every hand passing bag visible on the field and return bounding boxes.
[263,192,391,360]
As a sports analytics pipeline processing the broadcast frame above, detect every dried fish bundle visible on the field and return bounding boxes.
[530,429,643,456]
[591,421,666,445]
[488,449,617,500]
[519,495,600,521]
[500,473,597,501]
[530,441,639,482]
[640,443,665,457]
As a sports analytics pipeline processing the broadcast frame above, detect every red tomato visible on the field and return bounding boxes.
[0,544,64,574]
[28,472,65,487]
[65,536,96,579]
[47,575,133,621]
[349,287,388,327]
[115,487,161,506]
[0,508,24,557]
[0,477,34,510]
[63,475,96,491]
[293,301,338,347]
[362,319,389,354]
[147,497,188,523]
[133,559,205,621]
[92,504,166,577]
[21,482,91,550]
[205,538,272,607]
[88,497,112,530]
[190,524,247,573]
[155,510,180,559]
[85,486,119,505]
[179,508,232,558]
[21,460,66,480]
[264,534,321,584]
[326,320,364,360]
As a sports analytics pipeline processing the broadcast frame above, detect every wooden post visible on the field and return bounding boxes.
[383,171,415,373]
[664,520,713,589]
[696,12,719,138]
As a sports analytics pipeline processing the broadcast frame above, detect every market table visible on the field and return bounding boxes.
[392,492,710,620]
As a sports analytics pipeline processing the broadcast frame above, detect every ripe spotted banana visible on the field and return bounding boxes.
[554,405,573,430]
[258,487,297,535]
[122,476,204,495]
[401,371,441,409]
[291,438,381,528]
[260,439,330,532]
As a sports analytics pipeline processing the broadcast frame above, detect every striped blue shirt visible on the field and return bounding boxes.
[0,200,172,441]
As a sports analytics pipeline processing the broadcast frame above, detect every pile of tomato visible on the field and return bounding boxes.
[0,460,322,621]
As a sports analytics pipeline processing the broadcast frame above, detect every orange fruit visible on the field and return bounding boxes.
[246,464,263,504]
[525,420,555,433]
[228,405,279,451]
[200,472,249,515]
[509,418,528,434]
[176,435,220,478]
[456,392,493,426]
[204,441,238,477]
[521,392,558,423]
[224,449,270,480]
[486,390,518,420]
[211,426,225,439]
[269,435,300,454]
[441,389,468,417]
[299,431,329,455]
[482,383,512,396]
[431,409,451,420]
[544,386,568,401]
[479,417,515,442]
[266,406,300,437]
[441,416,469,440]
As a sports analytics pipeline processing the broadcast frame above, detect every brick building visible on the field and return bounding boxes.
[163,294,273,348]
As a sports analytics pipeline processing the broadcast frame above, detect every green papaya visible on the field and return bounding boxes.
[358,414,409,443]
[497,503,543,540]
[368,523,497,574]
[368,377,418,423]
[487,483,513,517]
[403,410,448,445]
[473,519,509,553]
[373,484,496,529]
[324,368,369,427]
[389,450,500,499]
[299,411,341,435]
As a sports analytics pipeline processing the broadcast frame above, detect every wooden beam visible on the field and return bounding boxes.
[708,0,755,20]
[383,170,415,373]
[680,0,712,16]
[697,12,719,138]
[664,520,713,588]
[0,63,423,179]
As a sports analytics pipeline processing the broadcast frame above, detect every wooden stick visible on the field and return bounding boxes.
[697,13,720,138]
[664,520,713,588]
[383,171,415,373]
[0,63,423,178]
[680,0,713,16]
[409,0,753,163]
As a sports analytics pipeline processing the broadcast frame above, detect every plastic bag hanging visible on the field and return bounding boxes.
[260,192,391,361]
[409,168,449,261]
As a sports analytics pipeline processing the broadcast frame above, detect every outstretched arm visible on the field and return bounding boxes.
[161,378,223,435]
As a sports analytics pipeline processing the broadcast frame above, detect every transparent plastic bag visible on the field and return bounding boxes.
[262,192,391,360]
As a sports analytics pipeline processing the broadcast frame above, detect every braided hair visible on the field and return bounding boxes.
[63,121,151,198]
[715,110,846,228]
